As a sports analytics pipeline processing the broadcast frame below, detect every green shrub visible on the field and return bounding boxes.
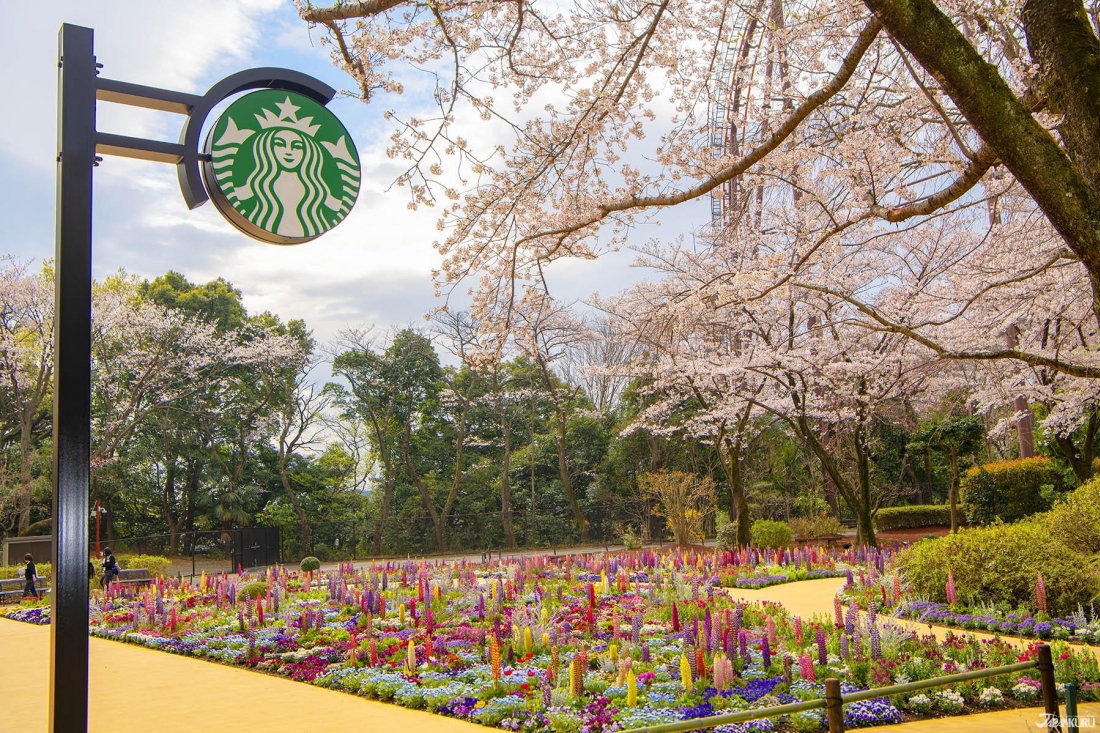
[238,580,269,603]
[897,521,1099,616]
[873,505,951,531]
[117,554,170,577]
[717,523,741,549]
[750,519,794,549]
[1038,476,1100,554]
[0,563,51,580]
[789,514,842,538]
[960,457,1065,525]
[300,556,321,572]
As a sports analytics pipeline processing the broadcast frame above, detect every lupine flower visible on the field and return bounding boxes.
[816,628,827,666]
[1036,573,1047,614]
[946,572,957,606]
[799,653,816,682]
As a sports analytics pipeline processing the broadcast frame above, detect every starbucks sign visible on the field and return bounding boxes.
[202,89,361,245]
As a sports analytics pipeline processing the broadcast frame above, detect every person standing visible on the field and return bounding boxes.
[100,547,119,589]
[22,553,38,599]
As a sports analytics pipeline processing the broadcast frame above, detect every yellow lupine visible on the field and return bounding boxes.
[626,669,638,708]
[406,639,416,674]
[679,654,692,692]
[609,643,618,664]
[490,636,502,682]
[601,571,610,595]
[541,608,549,623]
[524,627,534,654]
[399,605,406,626]
[542,631,550,649]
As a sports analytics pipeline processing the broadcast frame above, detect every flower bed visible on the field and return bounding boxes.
[837,566,1100,645]
[2,548,1098,733]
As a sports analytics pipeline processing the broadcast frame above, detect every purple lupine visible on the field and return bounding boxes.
[642,642,651,664]
[845,569,854,587]
[846,599,858,635]
[817,627,827,666]
[839,633,849,661]
[738,629,749,663]
[761,636,771,668]
[870,623,882,660]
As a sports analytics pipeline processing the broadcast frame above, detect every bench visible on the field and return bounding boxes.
[112,568,153,587]
[0,576,49,604]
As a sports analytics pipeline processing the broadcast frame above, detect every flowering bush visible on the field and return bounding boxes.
[934,689,965,713]
[978,686,1004,706]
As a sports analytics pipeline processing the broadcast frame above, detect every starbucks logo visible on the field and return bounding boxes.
[201,89,361,245]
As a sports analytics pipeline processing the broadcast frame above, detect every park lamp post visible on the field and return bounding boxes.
[52,23,361,732]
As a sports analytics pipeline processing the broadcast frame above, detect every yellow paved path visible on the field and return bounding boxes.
[2,575,1095,732]
[0,616,487,733]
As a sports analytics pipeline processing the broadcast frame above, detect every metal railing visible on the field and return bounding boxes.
[621,644,1064,733]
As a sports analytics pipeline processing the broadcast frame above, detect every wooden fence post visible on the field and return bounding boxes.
[824,677,845,733]
[1038,644,1062,733]
[1065,683,1079,733]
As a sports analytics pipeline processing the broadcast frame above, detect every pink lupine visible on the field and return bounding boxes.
[946,572,957,606]
[1036,573,1047,614]
[799,653,816,682]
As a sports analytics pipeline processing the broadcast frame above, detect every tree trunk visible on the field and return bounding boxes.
[724,443,751,546]
[16,413,32,535]
[401,424,446,553]
[162,457,181,556]
[500,407,517,549]
[923,449,934,504]
[948,448,960,533]
[373,477,394,556]
[1053,409,1098,484]
[853,429,878,548]
[278,451,311,551]
[555,411,588,542]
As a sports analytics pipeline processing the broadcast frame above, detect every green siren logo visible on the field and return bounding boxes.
[202,89,360,245]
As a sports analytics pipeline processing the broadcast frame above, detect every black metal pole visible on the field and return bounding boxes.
[52,22,95,733]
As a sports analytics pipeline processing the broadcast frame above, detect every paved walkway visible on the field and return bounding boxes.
[0,616,487,733]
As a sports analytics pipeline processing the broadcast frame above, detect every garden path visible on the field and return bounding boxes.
[0,615,487,733]
[867,702,1100,732]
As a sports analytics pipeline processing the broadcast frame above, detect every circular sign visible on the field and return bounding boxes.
[201,89,361,245]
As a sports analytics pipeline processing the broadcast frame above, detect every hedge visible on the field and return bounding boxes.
[960,457,1065,525]
[898,520,1099,616]
[873,505,951,531]
[0,562,51,580]
[117,554,171,577]
[750,519,793,549]
[1031,476,1100,554]
[898,480,1100,616]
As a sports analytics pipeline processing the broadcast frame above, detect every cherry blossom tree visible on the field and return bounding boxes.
[299,0,1100,338]
[0,260,53,535]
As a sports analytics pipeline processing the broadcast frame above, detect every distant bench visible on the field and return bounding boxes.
[0,577,49,604]
[113,568,153,587]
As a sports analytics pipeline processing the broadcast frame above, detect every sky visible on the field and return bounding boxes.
[0,1,708,361]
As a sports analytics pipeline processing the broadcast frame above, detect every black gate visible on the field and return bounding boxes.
[231,526,281,571]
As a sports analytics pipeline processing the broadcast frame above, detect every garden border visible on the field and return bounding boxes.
[619,645,1059,733]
